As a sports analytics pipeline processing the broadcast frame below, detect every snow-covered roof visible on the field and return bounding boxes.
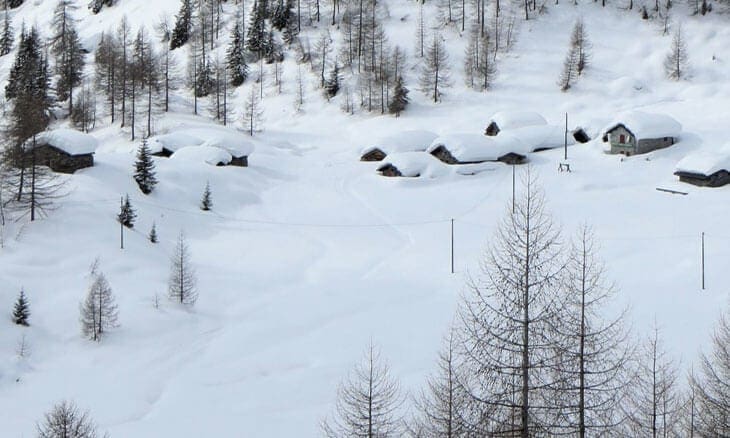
[499,125,575,152]
[377,152,450,178]
[184,128,256,157]
[170,146,233,166]
[675,145,730,176]
[147,127,255,157]
[148,132,204,154]
[361,130,439,156]
[488,111,547,130]
[32,129,98,155]
[427,133,525,162]
[602,111,682,140]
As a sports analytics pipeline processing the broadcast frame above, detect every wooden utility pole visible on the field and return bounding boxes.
[120,196,124,250]
[512,164,516,213]
[451,219,455,274]
[701,232,705,290]
[564,112,569,160]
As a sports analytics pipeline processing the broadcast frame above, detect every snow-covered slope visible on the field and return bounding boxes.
[1,0,730,436]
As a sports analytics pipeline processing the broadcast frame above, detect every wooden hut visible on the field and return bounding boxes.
[674,146,730,188]
[360,130,438,162]
[27,129,97,174]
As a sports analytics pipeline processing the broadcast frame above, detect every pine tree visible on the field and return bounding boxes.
[12,289,30,326]
[51,0,85,114]
[117,194,136,228]
[0,7,13,56]
[200,181,212,211]
[149,222,158,243]
[226,17,249,87]
[2,27,57,218]
[133,139,158,194]
[195,57,214,97]
[246,0,273,60]
[388,75,408,117]
[324,63,341,99]
[168,231,198,305]
[89,0,113,14]
[79,264,119,342]
[170,0,193,50]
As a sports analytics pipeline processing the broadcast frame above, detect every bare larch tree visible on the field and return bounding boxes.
[458,170,566,436]
[168,231,198,305]
[322,343,404,437]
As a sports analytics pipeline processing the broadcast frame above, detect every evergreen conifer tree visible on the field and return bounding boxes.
[0,8,13,56]
[170,0,193,50]
[117,194,137,228]
[149,222,158,243]
[133,139,158,194]
[200,181,212,211]
[195,58,214,97]
[246,0,271,59]
[324,63,341,99]
[388,75,409,117]
[12,289,30,326]
[51,0,85,114]
[226,18,249,87]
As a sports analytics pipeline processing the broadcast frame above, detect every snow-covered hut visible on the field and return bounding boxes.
[484,111,547,136]
[185,128,255,167]
[147,127,254,166]
[427,134,528,165]
[170,146,233,166]
[27,129,98,173]
[376,152,449,178]
[601,112,682,156]
[499,125,576,153]
[674,146,730,187]
[148,132,204,157]
[360,130,439,161]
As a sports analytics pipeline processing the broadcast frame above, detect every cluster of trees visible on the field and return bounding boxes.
[322,173,730,436]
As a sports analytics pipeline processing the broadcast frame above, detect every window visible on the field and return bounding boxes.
[619,134,626,143]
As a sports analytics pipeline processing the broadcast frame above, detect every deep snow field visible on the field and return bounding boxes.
[1,0,730,435]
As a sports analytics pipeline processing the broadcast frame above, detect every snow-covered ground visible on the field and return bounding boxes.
[1,0,730,436]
